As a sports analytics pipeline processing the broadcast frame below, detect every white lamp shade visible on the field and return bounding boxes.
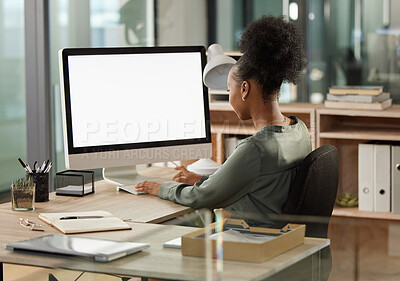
[203,44,236,90]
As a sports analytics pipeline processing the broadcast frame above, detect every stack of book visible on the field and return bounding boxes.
[324,86,392,110]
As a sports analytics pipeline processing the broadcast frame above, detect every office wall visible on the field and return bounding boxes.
[216,0,234,50]
[362,0,384,37]
[390,1,400,26]
[157,0,207,46]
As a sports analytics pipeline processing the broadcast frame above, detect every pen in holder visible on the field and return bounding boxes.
[16,158,51,202]
[30,172,49,202]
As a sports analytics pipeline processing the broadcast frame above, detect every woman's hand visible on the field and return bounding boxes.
[134,181,163,195]
[173,166,202,185]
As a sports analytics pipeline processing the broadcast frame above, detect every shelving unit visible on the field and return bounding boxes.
[316,105,400,221]
[210,102,400,221]
[209,102,400,281]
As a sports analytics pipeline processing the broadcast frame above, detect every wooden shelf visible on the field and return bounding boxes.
[319,127,400,140]
[317,104,400,118]
[332,207,400,221]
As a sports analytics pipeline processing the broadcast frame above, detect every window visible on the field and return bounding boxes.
[0,0,26,198]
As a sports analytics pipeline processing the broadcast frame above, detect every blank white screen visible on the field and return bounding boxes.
[67,52,206,148]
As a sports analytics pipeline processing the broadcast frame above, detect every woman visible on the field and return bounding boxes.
[135,15,311,227]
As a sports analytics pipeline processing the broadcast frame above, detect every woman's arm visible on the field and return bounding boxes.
[157,140,261,209]
[134,166,207,195]
[173,166,203,185]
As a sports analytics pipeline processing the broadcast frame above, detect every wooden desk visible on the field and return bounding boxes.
[0,181,330,280]
[0,221,329,281]
[1,179,193,224]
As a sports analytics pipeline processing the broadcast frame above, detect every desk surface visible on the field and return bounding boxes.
[1,179,193,224]
[0,220,329,281]
[0,180,330,280]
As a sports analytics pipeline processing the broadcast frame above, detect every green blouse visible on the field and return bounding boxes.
[158,116,312,227]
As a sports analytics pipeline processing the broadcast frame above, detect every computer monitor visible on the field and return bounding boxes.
[59,46,212,184]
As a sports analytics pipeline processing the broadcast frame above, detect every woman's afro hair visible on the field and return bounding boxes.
[233,15,307,101]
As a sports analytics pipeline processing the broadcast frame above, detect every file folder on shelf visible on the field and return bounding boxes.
[392,146,400,214]
[374,144,391,212]
[358,144,375,211]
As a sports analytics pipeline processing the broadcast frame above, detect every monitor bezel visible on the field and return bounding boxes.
[60,46,211,156]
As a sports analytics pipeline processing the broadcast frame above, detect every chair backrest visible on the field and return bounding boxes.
[282,144,339,238]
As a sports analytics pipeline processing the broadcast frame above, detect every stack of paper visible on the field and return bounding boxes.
[325,86,391,110]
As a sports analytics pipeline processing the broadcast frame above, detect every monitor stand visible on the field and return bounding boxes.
[102,166,163,186]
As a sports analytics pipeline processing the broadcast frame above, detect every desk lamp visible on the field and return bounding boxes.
[203,44,237,89]
[187,44,237,175]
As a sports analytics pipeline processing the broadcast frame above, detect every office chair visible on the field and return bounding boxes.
[282,144,339,238]
[269,144,339,281]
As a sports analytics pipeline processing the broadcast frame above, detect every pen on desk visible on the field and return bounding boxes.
[33,161,37,172]
[59,216,104,220]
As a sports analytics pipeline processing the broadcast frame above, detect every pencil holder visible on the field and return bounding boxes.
[30,172,49,202]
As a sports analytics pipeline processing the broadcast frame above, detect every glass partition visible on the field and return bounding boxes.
[49,0,207,174]
[39,3,400,280]
[0,0,26,200]
[215,0,400,103]
[307,0,400,103]
[49,0,154,173]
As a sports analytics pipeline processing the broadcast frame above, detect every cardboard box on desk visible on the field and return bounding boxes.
[181,219,305,263]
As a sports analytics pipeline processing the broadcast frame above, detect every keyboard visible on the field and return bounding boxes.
[116,185,146,195]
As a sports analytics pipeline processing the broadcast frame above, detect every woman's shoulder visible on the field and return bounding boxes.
[233,137,262,158]
[237,137,258,149]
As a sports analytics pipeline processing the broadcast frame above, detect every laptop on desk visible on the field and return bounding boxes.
[6,234,150,262]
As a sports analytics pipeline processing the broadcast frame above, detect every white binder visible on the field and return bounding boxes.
[374,144,391,212]
[392,146,400,214]
[358,144,375,211]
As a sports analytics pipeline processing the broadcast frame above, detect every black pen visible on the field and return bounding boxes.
[18,158,29,172]
[59,216,104,220]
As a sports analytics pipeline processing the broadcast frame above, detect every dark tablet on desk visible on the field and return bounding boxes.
[6,234,149,262]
